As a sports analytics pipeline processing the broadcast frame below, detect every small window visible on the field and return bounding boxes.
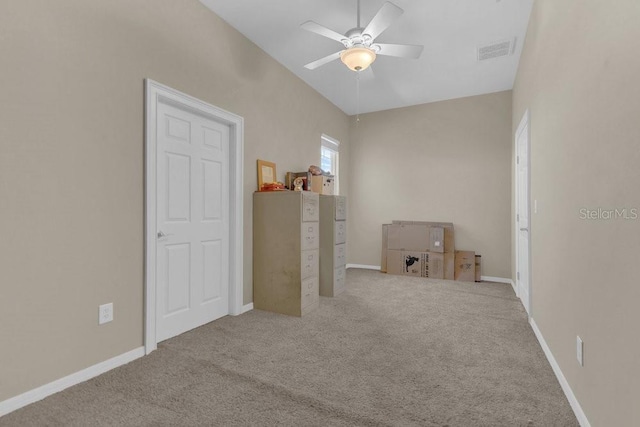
[321,135,340,194]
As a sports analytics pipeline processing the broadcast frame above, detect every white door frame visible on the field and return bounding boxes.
[514,109,532,316]
[144,79,244,354]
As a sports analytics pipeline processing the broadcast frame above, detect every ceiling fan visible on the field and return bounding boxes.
[301,0,424,72]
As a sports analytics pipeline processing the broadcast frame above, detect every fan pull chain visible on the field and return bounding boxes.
[356,72,361,123]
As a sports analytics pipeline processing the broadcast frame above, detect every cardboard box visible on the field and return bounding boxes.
[428,252,445,279]
[392,221,455,253]
[475,255,482,282]
[386,250,444,279]
[382,222,454,275]
[429,226,444,253]
[386,249,404,275]
[381,224,389,273]
[444,252,455,280]
[311,175,335,195]
[455,250,476,282]
[387,224,430,251]
[387,250,427,277]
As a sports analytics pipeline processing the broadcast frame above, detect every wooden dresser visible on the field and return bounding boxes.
[253,191,320,316]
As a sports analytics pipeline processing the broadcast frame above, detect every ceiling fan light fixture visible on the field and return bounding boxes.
[340,47,376,71]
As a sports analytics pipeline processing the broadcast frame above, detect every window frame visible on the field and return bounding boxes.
[321,134,340,195]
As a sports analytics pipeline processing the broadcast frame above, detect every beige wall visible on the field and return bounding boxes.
[0,0,348,402]
[513,0,640,424]
[347,91,512,278]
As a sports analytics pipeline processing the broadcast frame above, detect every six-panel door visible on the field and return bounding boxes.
[156,101,230,342]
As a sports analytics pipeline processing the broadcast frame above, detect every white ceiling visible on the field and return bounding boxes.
[199,0,533,115]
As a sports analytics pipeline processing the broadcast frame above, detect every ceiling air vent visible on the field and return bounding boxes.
[477,38,517,61]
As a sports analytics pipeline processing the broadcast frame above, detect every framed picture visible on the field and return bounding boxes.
[257,159,277,190]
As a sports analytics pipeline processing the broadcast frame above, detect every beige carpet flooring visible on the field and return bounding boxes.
[1,269,577,426]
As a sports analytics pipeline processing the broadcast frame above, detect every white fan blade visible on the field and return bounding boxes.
[376,43,424,59]
[300,21,347,44]
[363,2,403,41]
[304,51,344,70]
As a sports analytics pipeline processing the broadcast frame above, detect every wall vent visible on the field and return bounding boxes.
[477,38,517,61]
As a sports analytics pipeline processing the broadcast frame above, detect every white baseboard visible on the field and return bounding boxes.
[529,318,591,427]
[241,303,254,314]
[0,346,145,417]
[346,264,381,270]
[345,270,517,289]
[480,275,513,285]
[481,275,516,292]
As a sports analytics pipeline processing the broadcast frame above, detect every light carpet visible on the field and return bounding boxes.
[1,269,577,426]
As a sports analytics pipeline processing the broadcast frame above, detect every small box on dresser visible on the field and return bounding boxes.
[253,191,320,316]
[319,195,347,297]
[311,175,335,195]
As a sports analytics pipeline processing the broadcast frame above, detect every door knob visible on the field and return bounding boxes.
[157,231,173,238]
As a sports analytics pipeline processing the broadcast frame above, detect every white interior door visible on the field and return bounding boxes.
[156,100,230,342]
[516,112,531,315]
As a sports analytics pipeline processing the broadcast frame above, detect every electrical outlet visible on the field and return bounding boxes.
[534,199,538,214]
[99,303,113,325]
[576,336,583,366]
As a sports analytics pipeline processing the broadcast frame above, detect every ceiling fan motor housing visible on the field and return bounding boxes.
[342,28,376,49]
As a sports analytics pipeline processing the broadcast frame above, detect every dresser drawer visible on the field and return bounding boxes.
[334,220,346,245]
[335,196,347,220]
[301,222,319,250]
[334,243,346,267]
[301,249,319,279]
[302,192,319,222]
[334,265,346,293]
[301,276,319,308]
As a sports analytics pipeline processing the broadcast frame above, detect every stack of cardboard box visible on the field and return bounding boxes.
[381,221,481,282]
